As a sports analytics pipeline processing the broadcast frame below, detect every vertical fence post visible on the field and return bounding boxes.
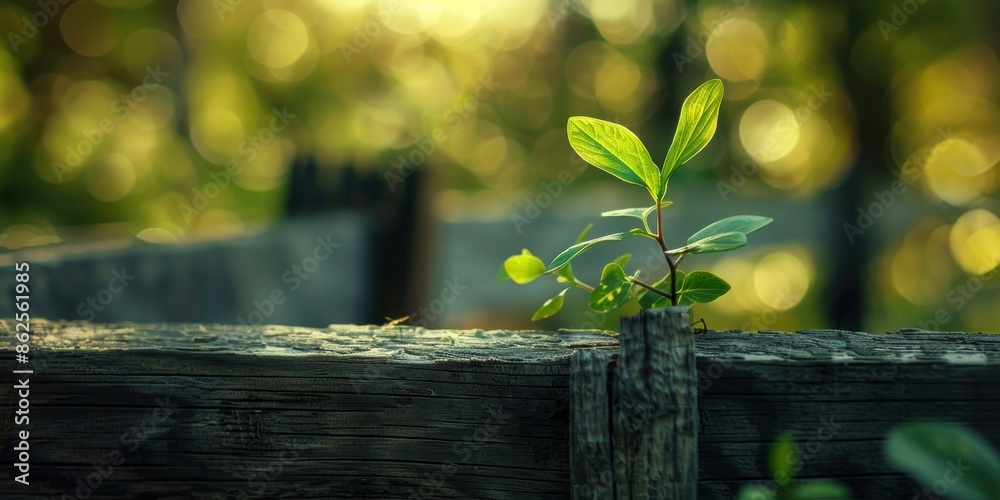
[613,306,698,499]
[570,350,613,499]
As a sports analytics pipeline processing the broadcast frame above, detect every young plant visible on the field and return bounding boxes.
[499,79,772,322]
[737,433,852,500]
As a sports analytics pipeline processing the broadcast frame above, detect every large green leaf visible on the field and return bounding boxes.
[532,288,569,321]
[687,215,773,245]
[545,229,644,272]
[504,249,545,284]
[671,231,747,255]
[568,117,662,199]
[588,263,632,313]
[736,485,776,500]
[661,79,725,192]
[885,422,1000,500]
[677,270,730,304]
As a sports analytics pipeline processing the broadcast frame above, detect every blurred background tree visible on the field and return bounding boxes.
[0,0,998,333]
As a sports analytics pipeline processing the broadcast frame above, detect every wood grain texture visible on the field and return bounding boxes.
[569,350,612,499]
[613,307,697,499]
[1,320,999,500]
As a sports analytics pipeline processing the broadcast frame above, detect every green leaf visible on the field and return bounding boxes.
[568,117,662,199]
[885,421,1000,500]
[788,480,852,499]
[661,79,725,192]
[687,215,773,245]
[637,271,682,309]
[504,249,545,284]
[558,224,595,284]
[736,485,776,500]
[671,231,747,255]
[677,270,730,304]
[769,433,799,486]
[532,288,569,321]
[612,254,632,269]
[589,263,633,313]
[545,229,644,273]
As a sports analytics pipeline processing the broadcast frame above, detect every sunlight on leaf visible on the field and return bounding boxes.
[568,117,662,199]
[672,231,747,255]
[661,79,725,192]
[532,288,569,321]
[688,215,773,245]
[545,229,644,272]
[589,263,633,313]
[504,249,545,284]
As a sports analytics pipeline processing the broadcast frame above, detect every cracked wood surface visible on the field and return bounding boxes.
[1,319,998,499]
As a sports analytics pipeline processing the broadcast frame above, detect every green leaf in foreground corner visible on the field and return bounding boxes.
[788,479,852,499]
[568,117,662,199]
[885,421,1000,500]
[545,229,644,273]
[504,249,545,284]
[769,433,799,486]
[532,288,569,321]
[687,215,773,245]
[677,270,730,304]
[589,263,633,313]
[661,79,725,191]
[736,485,776,500]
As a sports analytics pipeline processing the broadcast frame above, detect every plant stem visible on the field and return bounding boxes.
[654,200,680,306]
[629,277,673,299]
[571,279,595,293]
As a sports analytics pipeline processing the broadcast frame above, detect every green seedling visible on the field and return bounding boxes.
[499,79,772,322]
[737,433,852,500]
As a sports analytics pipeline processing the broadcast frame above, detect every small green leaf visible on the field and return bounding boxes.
[575,223,594,243]
[661,79,725,192]
[612,254,632,269]
[568,117,662,199]
[677,270,730,304]
[687,215,773,245]
[532,288,569,321]
[671,231,747,255]
[588,263,633,313]
[885,421,1000,500]
[788,479,852,499]
[769,433,799,485]
[545,229,644,273]
[504,249,545,284]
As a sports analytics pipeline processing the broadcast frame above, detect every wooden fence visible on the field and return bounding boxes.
[2,309,998,499]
